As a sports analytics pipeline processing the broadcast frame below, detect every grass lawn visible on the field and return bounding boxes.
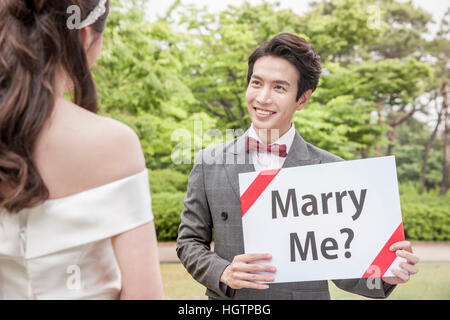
[161,262,450,300]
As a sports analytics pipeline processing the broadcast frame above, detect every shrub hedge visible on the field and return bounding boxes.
[399,183,450,241]
[148,169,188,194]
[152,192,186,241]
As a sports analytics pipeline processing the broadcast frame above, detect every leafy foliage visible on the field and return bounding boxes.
[90,0,449,241]
[400,183,450,241]
[152,192,186,241]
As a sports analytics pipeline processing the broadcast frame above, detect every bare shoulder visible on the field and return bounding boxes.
[35,99,146,199]
[92,114,146,176]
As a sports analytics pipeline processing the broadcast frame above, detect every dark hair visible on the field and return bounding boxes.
[247,33,322,101]
[0,0,109,213]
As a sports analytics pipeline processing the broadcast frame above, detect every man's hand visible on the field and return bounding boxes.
[220,253,276,290]
[382,241,420,285]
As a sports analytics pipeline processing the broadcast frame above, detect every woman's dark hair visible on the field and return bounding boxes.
[0,0,109,213]
[247,33,322,101]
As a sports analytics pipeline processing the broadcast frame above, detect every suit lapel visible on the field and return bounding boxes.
[224,131,255,198]
[282,131,321,168]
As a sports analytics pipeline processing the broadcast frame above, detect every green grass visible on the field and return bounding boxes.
[161,262,450,300]
[161,263,207,300]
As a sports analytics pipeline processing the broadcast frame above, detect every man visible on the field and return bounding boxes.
[176,33,419,300]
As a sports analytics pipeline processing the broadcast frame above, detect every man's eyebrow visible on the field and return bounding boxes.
[251,74,291,87]
[251,74,263,81]
[274,80,291,87]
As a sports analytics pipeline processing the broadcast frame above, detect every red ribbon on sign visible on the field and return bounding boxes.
[240,169,282,217]
[362,222,405,278]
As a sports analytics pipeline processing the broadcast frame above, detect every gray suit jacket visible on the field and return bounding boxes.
[176,130,396,300]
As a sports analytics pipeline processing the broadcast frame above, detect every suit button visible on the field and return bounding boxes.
[221,212,228,221]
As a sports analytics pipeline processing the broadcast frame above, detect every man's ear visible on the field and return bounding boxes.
[295,89,312,111]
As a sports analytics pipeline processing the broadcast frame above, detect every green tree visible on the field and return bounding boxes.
[93,0,218,171]
[303,0,383,62]
[95,1,194,117]
[365,0,432,60]
[169,0,393,158]
[395,117,443,189]
[172,1,306,129]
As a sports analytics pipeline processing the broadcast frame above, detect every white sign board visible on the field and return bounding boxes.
[239,156,406,283]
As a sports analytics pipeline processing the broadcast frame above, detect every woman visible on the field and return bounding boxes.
[0,0,165,299]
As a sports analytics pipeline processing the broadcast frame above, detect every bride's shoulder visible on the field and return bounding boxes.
[35,99,146,198]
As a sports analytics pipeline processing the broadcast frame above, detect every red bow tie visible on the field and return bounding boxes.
[246,136,287,158]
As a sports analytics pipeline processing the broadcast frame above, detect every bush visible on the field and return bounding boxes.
[149,169,188,194]
[149,169,188,241]
[399,183,450,241]
[152,192,186,241]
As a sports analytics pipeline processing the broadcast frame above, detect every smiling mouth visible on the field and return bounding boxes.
[254,107,276,116]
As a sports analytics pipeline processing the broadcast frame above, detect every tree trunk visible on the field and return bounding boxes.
[374,105,383,156]
[386,125,397,156]
[386,105,418,156]
[440,83,449,195]
[419,94,443,194]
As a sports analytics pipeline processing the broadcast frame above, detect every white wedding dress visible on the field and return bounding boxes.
[0,170,153,300]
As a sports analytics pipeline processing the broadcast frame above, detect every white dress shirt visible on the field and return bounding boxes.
[248,123,296,171]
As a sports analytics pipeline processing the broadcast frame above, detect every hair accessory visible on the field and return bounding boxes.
[78,0,107,29]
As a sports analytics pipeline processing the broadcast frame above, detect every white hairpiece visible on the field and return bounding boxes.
[78,0,107,29]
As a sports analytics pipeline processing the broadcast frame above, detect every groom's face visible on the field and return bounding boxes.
[246,55,310,139]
